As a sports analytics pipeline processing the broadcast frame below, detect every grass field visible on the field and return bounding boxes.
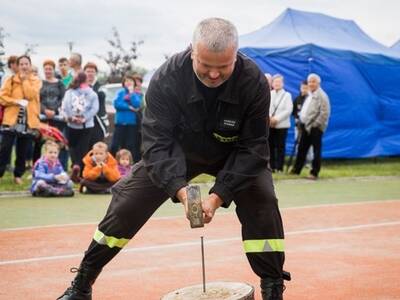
[1,156,400,192]
[1,176,399,229]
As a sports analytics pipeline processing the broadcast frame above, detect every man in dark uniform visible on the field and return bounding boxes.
[58,18,288,300]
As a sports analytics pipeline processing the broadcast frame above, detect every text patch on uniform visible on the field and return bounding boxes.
[220,118,239,130]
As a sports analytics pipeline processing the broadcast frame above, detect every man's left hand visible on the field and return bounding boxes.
[202,193,223,224]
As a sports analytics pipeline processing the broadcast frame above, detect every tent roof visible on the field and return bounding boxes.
[391,39,400,50]
[240,8,399,58]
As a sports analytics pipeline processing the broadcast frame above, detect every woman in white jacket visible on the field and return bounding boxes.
[269,74,293,172]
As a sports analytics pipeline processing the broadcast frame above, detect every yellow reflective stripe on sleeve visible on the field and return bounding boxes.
[243,239,285,253]
[93,228,130,249]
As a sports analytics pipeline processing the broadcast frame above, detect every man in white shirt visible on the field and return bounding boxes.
[268,74,293,172]
[291,73,330,179]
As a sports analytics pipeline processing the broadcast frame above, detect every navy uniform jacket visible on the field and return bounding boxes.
[142,48,270,207]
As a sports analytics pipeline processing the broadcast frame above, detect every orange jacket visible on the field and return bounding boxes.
[82,151,121,182]
[0,74,41,129]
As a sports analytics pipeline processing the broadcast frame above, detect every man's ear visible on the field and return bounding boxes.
[190,44,195,60]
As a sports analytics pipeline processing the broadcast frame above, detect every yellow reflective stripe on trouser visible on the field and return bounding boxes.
[93,228,130,249]
[243,239,285,253]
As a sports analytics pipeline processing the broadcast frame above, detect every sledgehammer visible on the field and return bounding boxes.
[186,185,204,228]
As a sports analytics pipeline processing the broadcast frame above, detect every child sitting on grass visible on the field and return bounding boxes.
[31,140,74,197]
[80,142,120,194]
[116,148,133,177]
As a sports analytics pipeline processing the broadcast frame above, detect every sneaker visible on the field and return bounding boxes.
[71,165,81,183]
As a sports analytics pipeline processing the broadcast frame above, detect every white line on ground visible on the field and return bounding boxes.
[1,220,399,266]
[1,199,399,232]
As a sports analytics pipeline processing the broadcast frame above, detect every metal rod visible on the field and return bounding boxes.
[201,236,206,293]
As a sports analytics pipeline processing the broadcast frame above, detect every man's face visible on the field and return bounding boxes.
[308,78,320,92]
[300,84,308,96]
[191,43,237,88]
[59,61,69,74]
[69,55,79,69]
[85,67,97,84]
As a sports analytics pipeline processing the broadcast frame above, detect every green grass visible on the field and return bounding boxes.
[1,176,399,229]
[191,157,400,183]
[0,157,399,192]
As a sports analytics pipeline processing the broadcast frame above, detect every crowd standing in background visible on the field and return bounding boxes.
[0,49,331,194]
[0,51,139,195]
[265,72,331,178]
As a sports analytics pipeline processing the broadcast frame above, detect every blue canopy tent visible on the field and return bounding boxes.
[239,8,400,158]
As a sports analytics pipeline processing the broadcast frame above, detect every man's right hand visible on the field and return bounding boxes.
[176,186,189,219]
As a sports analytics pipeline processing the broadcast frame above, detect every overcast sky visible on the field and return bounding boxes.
[1,0,399,72]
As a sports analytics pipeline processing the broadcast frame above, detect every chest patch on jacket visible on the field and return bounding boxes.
[220,118,239,130]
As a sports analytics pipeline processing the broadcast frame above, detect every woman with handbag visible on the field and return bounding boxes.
[0,55,41,184]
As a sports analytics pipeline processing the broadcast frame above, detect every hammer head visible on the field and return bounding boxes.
[186,185,204,228]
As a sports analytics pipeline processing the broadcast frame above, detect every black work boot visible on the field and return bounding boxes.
[261,271,291,300]
[260,277,284,300]
[57,265,101,300]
